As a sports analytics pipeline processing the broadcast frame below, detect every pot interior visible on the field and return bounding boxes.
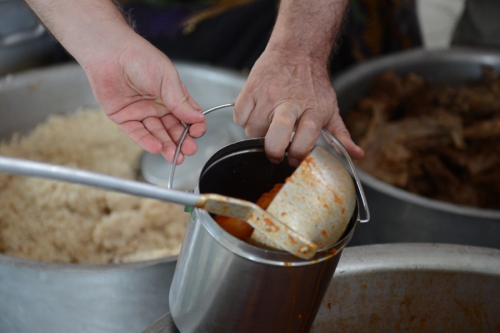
[311,244,500,333]
[199,139,296,202]
[144,243,500,333]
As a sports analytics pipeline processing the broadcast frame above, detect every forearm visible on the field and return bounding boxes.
[268,0,348,64]
[24,0,135,68]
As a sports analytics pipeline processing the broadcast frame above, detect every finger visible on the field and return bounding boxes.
[138,119,185,165]
[288,108,323,166]
[159,114,186,144]
[162,75,205,125]
[181,82,202,113]
[142,116,172,145]
[160,141,196,165]
[161,137,196,164]
[324,112,365,160]
[107,99,167,124]
[245,112,272,138]
[179,136,197,156]
[161,147,185,165]
[181,84,206,138]
[119,120,163,153]
[245,101,278,138]
[234,89,256,127]
[264,101,301,164]
[189,122,207,139]
[160,114,198,157]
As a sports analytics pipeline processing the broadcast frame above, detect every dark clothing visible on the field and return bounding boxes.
[55,0,422,74]
[125,0,421,74]
[123,0,278,71]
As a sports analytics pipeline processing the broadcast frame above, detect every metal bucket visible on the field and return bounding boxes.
[146,243,500,333]
[332,47,500,248]
[169,138,360,333]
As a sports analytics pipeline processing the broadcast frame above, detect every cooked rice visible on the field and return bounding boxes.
[0,109,190,264]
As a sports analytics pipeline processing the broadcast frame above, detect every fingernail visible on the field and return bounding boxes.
[289,158,299,167]
[269,158,280,164]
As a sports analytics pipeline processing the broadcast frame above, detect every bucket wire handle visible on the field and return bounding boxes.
[169,103,370,223]
[168,103,235,189]
[321,129,370,223]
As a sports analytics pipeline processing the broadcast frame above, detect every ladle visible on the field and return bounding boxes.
[0,155,317,259]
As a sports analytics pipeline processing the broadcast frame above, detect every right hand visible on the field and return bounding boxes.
[234,48,364,166]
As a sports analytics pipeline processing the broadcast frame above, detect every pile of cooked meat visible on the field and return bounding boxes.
[344,67,500,210]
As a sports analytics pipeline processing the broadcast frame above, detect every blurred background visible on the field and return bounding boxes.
[1,0,490,77]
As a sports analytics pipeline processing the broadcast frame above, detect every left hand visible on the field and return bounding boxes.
[234,48,364,166]
[83,35,206,165]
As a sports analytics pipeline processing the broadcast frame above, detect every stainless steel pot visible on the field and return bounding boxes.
[169,138,361,333]
[312,243,500,332]
[332,47,500,248]
[0,62,247,333]
[144,243,500,333]
[0,0,57,76]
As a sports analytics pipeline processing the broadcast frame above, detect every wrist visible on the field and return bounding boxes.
[261,44,331,73]
[26,0,135,68]
[265,39,332,66]
[267,0,347,64]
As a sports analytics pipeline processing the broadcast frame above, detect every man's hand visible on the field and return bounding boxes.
[25,0,206,164]
[84,37,206,165]
[235,48,363,166]
[234,0,364,166]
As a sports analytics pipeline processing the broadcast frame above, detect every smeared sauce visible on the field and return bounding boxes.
[214,183,284,240]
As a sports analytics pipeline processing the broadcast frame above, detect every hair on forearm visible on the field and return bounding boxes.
[112,0,136,31]
[332,3,349,54]
[327,3,350,76]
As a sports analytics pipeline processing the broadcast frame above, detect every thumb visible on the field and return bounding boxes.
[161,72,205,125]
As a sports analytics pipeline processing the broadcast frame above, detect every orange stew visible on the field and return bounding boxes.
[214,183,284,240]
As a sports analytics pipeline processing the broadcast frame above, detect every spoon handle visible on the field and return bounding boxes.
[0,156,200,206]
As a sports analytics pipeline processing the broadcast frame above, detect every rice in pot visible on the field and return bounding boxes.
[0,109,190,264]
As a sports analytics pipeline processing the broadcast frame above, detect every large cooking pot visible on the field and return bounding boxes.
[0,62,247,333]
[333,47,500,248]
[0,0,57,76]
[143,243,500,332]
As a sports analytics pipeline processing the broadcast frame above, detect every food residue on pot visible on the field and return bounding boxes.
[214,183,284,240]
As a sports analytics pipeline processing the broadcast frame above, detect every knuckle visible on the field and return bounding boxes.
[273,112,296,125]
[266,144,285,161]
[245,125,266,138]
[233,113,245,126]
[299,116,322,132]
[290,142,315,159]
[273,111,297,127]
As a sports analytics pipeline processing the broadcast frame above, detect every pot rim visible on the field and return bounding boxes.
[0,252,178,270]
[193,137,360,266]
[333,46,500,220]
[336,243,500,276]
[194,206,358,267]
